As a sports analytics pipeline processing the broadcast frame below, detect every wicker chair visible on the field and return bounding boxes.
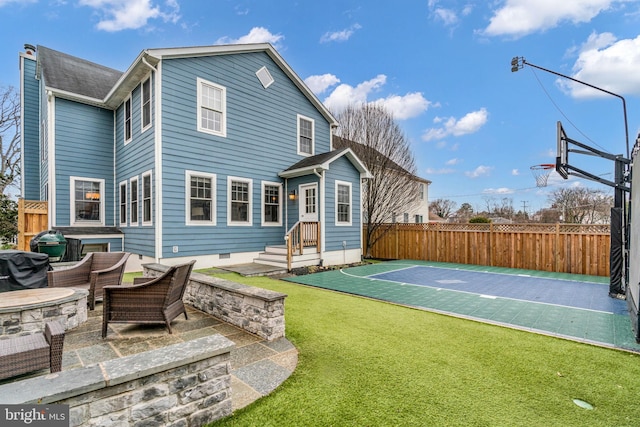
[0,321,65,380]
[48,252,131,310]
[101,260,196,338]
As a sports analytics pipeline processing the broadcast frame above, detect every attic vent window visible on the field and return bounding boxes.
[256,66,274,89]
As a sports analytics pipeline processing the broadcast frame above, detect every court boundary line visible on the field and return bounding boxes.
[338,267,620,315]
[369,261,609,285]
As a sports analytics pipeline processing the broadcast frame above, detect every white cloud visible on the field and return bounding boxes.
[323,74,387,112]
[512,169,519,175]
[446,158,461,165]
[373,92,433,120]
[561,32,640,97]
[425,167,456,175]
[215,27,284,48]
[304,74,341,94]
[483,0,619,38]
[79,0,180,32]
[466,165,493,178]
[433,8,458,26]
[320,74,434,120]
[235,5,249,15]
[483,187,514,194]
[320,23,362,43]
[422,108,488,141]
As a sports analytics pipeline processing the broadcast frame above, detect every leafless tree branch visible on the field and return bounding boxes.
[0,86,21,195]
[334,103,420,257]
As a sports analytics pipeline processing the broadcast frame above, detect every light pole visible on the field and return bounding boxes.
[511,57,629,159]
[511,56,630,298]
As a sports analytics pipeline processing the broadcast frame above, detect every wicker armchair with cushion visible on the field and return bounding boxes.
[48,252,131,310]
[102,260,196,338]
[0,321,65,380]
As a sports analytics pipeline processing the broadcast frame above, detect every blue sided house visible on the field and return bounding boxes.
[19,43,371,271]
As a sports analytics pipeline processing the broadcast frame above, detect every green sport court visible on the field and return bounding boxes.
[285,260,640,353]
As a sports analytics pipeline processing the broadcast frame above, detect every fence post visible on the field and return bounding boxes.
[489,223,494,267]
[555,223,560,273]
[17,198,25,250]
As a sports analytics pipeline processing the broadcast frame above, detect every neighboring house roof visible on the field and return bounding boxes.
[37,45,123,101]
[333,136,431,184]
[35,43,337,127]
[429,212,446,222]
[279,148,372,179]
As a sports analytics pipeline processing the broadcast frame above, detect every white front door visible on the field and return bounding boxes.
[299,183,318,222]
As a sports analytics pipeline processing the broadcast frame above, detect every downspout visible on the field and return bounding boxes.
[141,55,162,263]
[313,168,325,265]
[113,110,117,228]
[47,90,55,229]
[284,178,289,233]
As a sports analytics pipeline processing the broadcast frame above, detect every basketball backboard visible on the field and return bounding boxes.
[556,121,569,179]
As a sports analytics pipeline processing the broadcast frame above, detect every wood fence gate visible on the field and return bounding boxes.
[17,199,48,252]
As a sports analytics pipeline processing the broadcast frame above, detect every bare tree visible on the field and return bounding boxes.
[334,103,419,257]
[548,187,613,224]
[455,202,474,223]
[430,198,457,219]
[0,86,20,195]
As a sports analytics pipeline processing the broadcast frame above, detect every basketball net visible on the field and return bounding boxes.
[530,164,555,187]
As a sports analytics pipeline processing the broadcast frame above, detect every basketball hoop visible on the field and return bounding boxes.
[530,164,555,187]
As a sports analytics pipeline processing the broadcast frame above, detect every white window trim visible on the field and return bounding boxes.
[142,170,153,226]
[130,176,139,227]
[186,170,217,226]
[124,94,132,144]
[227,176,253,226]
[119,180,127,226]
[70,176,105,226]
[141,75,152,133]
[297,114,314,156]
[261,181,282,227]
[335,180,352,226]
[197,77,227,137]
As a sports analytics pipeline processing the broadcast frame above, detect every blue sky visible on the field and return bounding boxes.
[2,0,640,215]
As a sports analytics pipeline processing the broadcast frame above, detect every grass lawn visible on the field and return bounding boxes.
[205,272,640,427]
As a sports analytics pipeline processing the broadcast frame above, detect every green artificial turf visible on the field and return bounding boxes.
[206,273,640,427]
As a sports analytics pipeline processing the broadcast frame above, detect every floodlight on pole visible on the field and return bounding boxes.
[510,56,630,160]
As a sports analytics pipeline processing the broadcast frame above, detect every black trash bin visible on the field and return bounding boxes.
[0,250,50,292]
[30,230,67,262]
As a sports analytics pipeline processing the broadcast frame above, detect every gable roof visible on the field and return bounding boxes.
[279,148,372,179]
[37,45,123,102]
[333,136,431,184]
[35,43,337,127]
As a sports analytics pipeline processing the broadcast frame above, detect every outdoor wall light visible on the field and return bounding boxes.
[288,190,297,201]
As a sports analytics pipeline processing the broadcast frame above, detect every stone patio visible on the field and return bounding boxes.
[1,303,298,412]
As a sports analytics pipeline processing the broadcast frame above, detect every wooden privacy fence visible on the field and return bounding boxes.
[365,223,611,277]
[17,199,48,252]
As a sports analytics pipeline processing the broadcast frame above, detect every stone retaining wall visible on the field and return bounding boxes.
[0,289,88,337]
[143,264,287,341]
[0,334,235,427]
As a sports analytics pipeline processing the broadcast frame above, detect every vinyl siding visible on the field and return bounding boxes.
[324,156,362,251]
[40,80,49,200]
[158,51,332,258]
[21,56,40,200]
[54,98,115,226]
[115,77,156,257]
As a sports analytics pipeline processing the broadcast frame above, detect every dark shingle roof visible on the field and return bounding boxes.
[37,46,123,100]
[282,149,349,172]
[333,136,431,184]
